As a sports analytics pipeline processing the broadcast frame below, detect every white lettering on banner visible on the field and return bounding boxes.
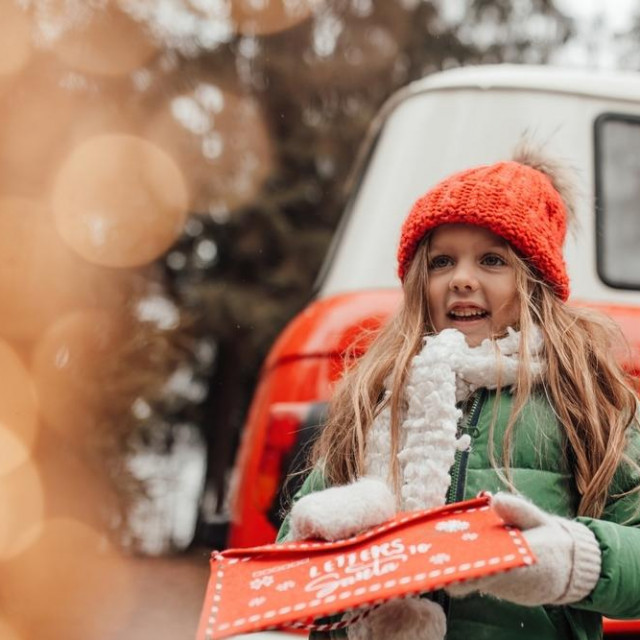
[304,538,415,599]
[251,557,310,578]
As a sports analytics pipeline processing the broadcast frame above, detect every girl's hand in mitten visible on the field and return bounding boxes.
[289,477,395,541]
[447,492,602,606]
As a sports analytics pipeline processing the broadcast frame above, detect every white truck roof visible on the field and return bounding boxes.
[403,64,640,103]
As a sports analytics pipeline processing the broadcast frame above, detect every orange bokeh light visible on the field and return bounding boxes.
[31,309,126,438]
[0,518,135,639]
[0,1,32,77]
[0,61,139,198]
[146,80,273,216]
[34,425,119,529]
[0,66,80,197]
[52,133,189,268]
[0,197,135,340]
[51,3,157,77]
[0,460,44,560]
[0,340,38,475]
[232,0,314,36]
[0,428,30,478]
[0,617,23,640]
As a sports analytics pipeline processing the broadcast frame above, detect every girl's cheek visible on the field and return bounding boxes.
[507,299,521,326]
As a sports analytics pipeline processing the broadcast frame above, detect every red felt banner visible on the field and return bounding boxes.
[197,496,534,640]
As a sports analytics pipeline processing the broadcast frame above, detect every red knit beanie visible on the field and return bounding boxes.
[397,160,570,300]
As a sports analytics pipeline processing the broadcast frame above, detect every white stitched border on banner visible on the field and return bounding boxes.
[205,556,225,639]
[209,550,523,636]
[246,504,489,554]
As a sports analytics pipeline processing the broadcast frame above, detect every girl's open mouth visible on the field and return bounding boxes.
[447,308,490,321]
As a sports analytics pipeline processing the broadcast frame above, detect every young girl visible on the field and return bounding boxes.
[277,147,640,640]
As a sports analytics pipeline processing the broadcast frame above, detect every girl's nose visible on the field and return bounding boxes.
[449,265,479,291]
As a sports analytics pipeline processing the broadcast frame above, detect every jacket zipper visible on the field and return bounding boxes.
[435,388,487,619]
[447,388,486,505]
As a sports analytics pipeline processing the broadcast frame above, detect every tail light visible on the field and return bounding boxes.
[255,402,314,512]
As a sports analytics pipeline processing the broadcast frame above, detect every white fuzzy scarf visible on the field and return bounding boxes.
[347,327,544,640]
[365,326,545,511]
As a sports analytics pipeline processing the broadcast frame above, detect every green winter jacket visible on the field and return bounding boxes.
[276,388,640,640]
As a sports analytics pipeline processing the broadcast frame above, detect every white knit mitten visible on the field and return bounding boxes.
[288,477,396,541]
[447,492,602,606]
[347,598,446,640]
[290,480,446,639]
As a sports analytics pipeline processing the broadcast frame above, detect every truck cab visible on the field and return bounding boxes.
[228,64,640,636]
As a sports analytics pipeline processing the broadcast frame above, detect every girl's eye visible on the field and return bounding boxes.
[482,253,507,267]
[429,255,453,270]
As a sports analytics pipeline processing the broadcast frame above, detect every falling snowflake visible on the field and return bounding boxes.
[163,365,208,403]
[276,580,295,592]
[249,596,266,607]
[249,575,274,590]
[429,553,451,565]
[17,0,108,44]
[136,294,180,330]
[118,0,234,55]
[461,532,478,541]
[435,519,470,533]
[18,0,328,57]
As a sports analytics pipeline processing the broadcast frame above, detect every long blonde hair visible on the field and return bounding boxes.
[311,239,639,518]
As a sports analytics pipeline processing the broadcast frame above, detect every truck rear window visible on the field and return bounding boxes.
[595,113,640,290]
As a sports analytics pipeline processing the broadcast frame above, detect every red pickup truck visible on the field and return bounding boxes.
[228,64,640,637]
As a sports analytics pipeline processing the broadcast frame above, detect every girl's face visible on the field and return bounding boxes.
[426,224,519,347]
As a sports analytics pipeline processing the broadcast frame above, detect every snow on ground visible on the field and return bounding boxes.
[126,422,207,555]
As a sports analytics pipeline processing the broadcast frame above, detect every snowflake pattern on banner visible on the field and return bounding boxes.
[435,519,470,532]
[429,552,451,565]
[275,580,296,592]
[248,597,266,607]
[249,576,274,590]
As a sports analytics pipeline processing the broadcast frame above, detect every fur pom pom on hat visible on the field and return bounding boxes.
[397,149,574,300]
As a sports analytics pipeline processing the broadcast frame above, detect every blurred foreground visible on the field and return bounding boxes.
[112,549,210,640]
[1,541,211,640]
